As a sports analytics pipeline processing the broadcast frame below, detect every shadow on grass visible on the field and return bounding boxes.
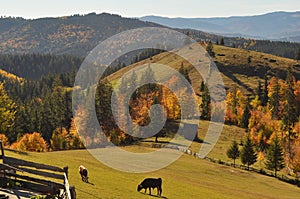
[86,181,95,186]
[4,148,28,155]
[139,192,168,198]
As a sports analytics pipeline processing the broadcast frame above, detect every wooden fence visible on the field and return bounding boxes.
[0,141,75,198]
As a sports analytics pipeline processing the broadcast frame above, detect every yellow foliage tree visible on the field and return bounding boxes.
[69,118,85,149]
[225,88,246,125]
[0,134,9,147]
[50,127,70,151]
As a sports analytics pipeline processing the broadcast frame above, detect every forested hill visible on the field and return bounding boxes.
[0,13,161,56]
[0,13,300,59]
[0,54,82,80]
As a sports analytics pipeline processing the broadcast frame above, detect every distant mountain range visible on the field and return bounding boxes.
[140,11,300,42]
[0,12,299,59]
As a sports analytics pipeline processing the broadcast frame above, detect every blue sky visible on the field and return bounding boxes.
[0,0,299,19]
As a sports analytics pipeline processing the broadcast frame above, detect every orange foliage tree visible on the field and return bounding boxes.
[290,121,300,175]
[11,132,47,152]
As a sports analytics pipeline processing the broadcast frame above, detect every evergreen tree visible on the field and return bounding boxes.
[247,56,252,64]
[282,67,297,157]
[295,48,300,61]
[200,81,205,92]
[140,64,156,91]
[206,41,215,57]
[200,84,211,120]
[184,31,192,45]
[240,136,257,170]
[265,135,285,177]
[241,97,251,130]
[95,79,114,131]
[256,81,263,101]
[262,75,269,106]
[0,82,16,141]
[128,70,138,100]
[231,85,238,115]
[269,77,280,119]
[227,140,240,167]
[220,37,225,45]
[179,63,191,84]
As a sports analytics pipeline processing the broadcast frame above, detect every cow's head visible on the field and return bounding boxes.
[137,184,143,192]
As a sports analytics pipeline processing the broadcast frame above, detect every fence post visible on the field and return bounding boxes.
[64,166,69,180]
[0,141,4,159]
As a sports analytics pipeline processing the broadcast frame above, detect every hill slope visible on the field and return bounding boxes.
[141,11,300,42]
[107,43,300,96]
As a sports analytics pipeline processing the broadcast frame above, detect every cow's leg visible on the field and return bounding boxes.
[149,188,151,195]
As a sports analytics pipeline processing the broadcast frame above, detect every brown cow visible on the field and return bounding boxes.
[79,165,88,183]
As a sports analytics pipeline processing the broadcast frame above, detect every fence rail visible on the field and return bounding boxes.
[0,141,75,198]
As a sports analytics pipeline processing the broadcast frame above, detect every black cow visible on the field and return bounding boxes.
[79,165,88,182]
[137,178,162,196]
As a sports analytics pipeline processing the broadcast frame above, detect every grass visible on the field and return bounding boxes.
[106,43,300,96]
[213,45,300,95]
[3,122,300,199]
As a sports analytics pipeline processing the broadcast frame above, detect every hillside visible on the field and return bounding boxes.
[141,11,300,42]
[0,13,161,56]
[4,142,300,199]
[107,43,300,96]
[1,13,300,59]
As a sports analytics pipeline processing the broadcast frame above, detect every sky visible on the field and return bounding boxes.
[0,0,299,19]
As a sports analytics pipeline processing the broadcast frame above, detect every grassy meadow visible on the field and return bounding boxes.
[4,121,300,199]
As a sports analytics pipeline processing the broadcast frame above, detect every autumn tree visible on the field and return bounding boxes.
[0,134,9,147]
[225,86,246,125]
[50,127,70,151]
[265,134,285,177]
[11,132,47,152]
[68,118,84,149]
[227,140,240,167]
[290,122,300,175]
[240,136,257,170]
